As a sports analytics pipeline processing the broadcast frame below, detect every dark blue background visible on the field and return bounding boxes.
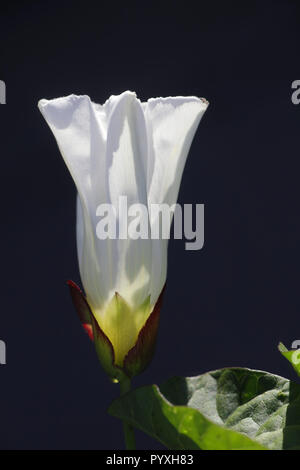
[0,0,300,449]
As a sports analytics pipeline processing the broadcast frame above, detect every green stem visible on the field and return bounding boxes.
[119,376,136,450]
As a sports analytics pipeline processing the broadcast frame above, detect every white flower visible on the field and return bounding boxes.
[38,91,208,370]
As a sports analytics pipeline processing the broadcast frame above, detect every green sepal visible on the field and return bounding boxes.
[89,309,128,383]
[123,285,165,378]
[68,280,165,380]
[67,280,127,382]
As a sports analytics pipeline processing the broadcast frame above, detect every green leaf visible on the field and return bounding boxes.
[278,342,300,378]
[108,368,300,450]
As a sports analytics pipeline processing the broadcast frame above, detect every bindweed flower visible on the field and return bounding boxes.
[38,91,208,381]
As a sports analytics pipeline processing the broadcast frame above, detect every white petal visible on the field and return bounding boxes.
[38,95,108,307]
[76,193,84,268]
[145,96,208,304]
[146,96,208,207]
[95,91,152,309]
[76,193,107,308]
[106,91,148,207]
[39,92,208,313]
[38,95,108,210]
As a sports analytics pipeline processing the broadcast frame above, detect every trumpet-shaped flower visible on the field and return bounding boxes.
[38,91,208,379]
